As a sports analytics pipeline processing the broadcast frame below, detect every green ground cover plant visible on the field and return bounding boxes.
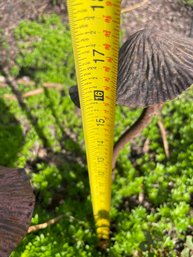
[182,0,193,6]
[0,14,192,257]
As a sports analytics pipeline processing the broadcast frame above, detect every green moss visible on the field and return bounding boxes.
[14,14,74,85]
[182,0,193,6]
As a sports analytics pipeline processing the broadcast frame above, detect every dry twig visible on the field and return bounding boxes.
[157,118,170,158]
[121,0,149,14]
[0,75,64,100]
[28,215,63,233]
[4,84,63,100]
[143,138,150,153]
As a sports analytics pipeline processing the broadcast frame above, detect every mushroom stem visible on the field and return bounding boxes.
[112,104,162,170]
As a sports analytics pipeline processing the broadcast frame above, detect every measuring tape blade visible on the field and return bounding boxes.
[67,0,120,240]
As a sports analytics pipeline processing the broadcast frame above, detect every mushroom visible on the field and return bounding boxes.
[69,28,193,169]
[0,167,35,257]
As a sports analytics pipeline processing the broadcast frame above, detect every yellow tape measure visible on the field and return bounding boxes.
[67,0,120,240]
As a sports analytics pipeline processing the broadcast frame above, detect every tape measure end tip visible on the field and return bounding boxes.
[97,237,109,250]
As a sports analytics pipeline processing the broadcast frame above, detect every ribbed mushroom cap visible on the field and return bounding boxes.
[69,29,193,108]
[117,28,193,107]
[0,167,35,257]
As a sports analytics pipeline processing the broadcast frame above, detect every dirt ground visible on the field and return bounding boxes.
[121,0,193,38]
[0,1,192,36]
[0,0,192,65]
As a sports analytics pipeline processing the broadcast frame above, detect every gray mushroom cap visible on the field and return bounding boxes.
[69,29,193,108]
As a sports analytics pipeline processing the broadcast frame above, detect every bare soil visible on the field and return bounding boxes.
[121,0,193,38]
[0,0,192,65]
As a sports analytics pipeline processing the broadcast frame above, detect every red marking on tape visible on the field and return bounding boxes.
[103,66,110,72]
[105,1,112,6]
[104,77,110,82]
[103,15,112,23]
[103,30,111,37]
[106,57,113,63]
[103,43,111,50]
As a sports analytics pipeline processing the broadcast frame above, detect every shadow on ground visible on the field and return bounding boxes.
[0,99,23,166]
